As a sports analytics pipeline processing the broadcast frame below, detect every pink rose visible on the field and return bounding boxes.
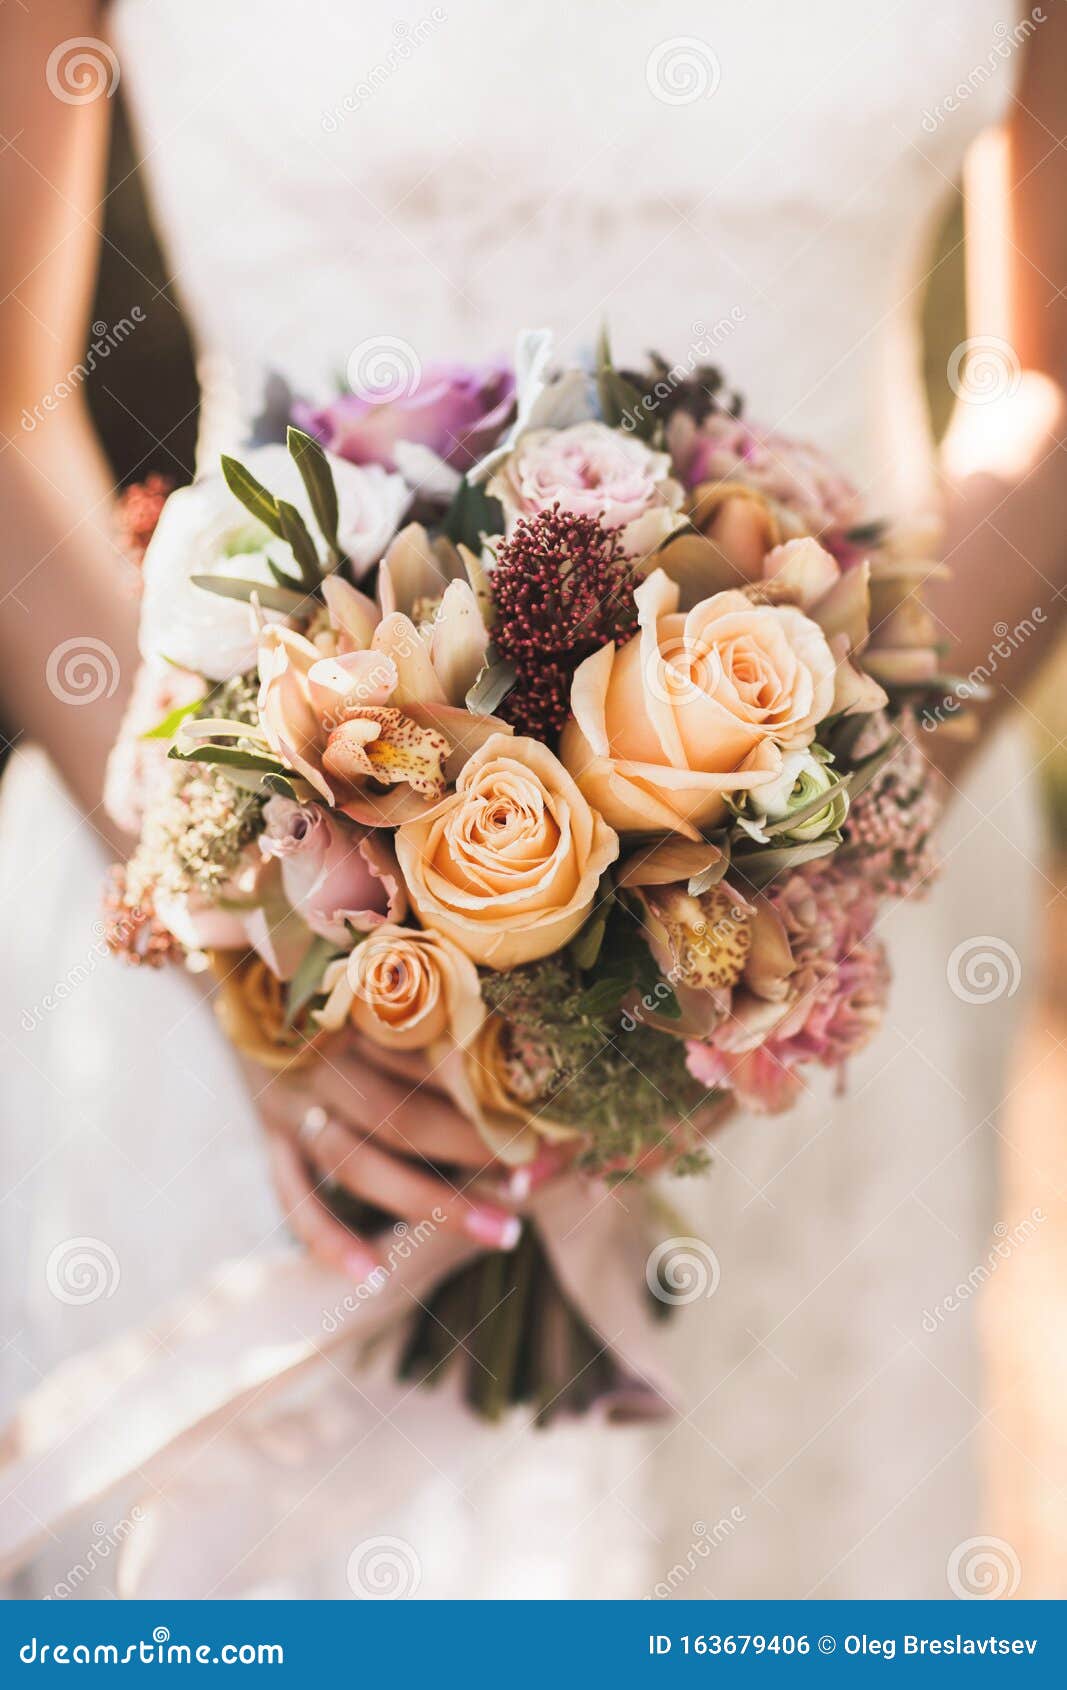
[488,421,683,555]
[259,796,403,944]
[293,363,515,475]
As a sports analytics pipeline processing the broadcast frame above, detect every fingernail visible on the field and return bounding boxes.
[507,1149,563,1201]
[344,1247,380,1283]
[463,1206,523,1251]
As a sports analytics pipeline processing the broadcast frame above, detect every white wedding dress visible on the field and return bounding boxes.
[1,0,1042,1599]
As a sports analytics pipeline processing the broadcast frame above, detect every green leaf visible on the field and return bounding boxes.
[287,425,341,563]
[168,744,287,775]
[846,734,900,801]
[465,654,516,715]
[442,475,504,550]
[285,934,343,1026]
[843,519,887,547]
[268,557,304,590]
[190,573,311,615]
[569,884,614,971]
[140,697,207,741]
[732,837,840,889]
[221,454,284,537]
[595,323,656,441]
[576,976,630,1019]
[276,499,323,588]
[260,772,300,801]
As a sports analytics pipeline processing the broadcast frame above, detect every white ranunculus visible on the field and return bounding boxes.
[733,746,849,844]
[138,444,410,681]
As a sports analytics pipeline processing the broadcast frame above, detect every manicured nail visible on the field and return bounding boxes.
[344,1247,380,1283]
[507,1149,564,1201]
[463,1206,523,1251]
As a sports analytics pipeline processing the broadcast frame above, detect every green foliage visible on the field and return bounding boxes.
[481,938,711,1174]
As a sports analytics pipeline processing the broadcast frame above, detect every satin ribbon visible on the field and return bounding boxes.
[0,1179,675,1587]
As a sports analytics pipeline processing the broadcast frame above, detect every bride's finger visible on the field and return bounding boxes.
[342,1037,453,1096]
[304,1120,522,1251]
[266,1131,380,1281]
[304,1060,491,1168]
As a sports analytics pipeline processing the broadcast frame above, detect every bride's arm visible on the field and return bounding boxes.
[0,0,137,834]
[0,4,526,1271]
[930,13,1067,777]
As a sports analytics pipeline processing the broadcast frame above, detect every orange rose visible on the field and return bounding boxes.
[395,734,619,968]
[560,568,836,838]
[316,923,483,1052]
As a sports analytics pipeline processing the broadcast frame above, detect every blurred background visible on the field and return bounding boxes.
[49,88,1067,1593]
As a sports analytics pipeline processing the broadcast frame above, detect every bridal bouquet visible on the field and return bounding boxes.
[106,331,948,1419]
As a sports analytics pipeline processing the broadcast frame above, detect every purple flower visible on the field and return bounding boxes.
[293,363,515,475]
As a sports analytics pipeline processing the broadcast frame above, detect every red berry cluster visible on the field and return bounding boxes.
[113,473,175,570]
[489,505,639,740]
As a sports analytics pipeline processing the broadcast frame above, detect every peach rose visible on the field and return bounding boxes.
[560,568,837,838]
[316,922,484,1052]
[210,952,319,1071]
[394,734,619,968]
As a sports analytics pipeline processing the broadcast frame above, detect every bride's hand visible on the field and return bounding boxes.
[249,1046,563,1280]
